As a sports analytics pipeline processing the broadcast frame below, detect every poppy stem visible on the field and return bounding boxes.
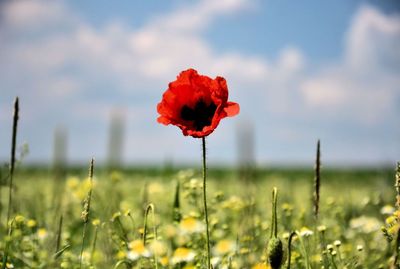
[202,137,211,269]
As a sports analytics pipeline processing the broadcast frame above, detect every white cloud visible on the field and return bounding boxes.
[300,73,397,125]
[148,0,250,33]
[277,47,305,74]
[300,5,400,125]
[345,5,400,73]
[2,0,70,28]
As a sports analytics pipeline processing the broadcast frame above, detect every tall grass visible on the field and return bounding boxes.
[313,139,321,220]
[79,158,95,268]
[2,97,19,269]
[6,97,19,226]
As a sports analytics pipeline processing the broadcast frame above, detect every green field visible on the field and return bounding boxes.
[0,165,398,268]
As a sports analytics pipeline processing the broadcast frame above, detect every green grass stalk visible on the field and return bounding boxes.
[329,254,338,269]
[394,162,400,267]
[79,158,95,269]
[297,233,311,269]
[90,225,98,265]
[126,211,136,236]
[55,215,63,254]
[312,141,321,268]
[2,98,19,269]
[313,139,321,220]
[142,182,149,209]
[53,244,71,260]
[6,97,19,227]
[143,203,158,269]
[111,214,129,248]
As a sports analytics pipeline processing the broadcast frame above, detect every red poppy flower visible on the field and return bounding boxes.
[157,68,240,138]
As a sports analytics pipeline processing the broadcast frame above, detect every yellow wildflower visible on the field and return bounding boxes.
[37,228,48,240]
[213,239,236,256]
[179,217,204,234]
[27,219,37,228]
[172,247,195,264]
[127,240,150,260]
[160,256,169,266]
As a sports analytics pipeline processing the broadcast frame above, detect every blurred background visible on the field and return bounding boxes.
[0,0,399,168]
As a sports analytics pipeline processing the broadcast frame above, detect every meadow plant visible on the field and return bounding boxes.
[2,97,19,269]
[313,140,321,220]
[157,68,239,269]
[267,188,284,269]
[172,181,182,223]
[79,159,95,269]
[6,97,19,226]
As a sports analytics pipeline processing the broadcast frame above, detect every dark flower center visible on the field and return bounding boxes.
[180,100,217,131]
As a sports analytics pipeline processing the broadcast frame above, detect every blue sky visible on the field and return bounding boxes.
[0,0,399,166]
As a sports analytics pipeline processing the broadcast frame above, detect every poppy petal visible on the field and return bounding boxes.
[224,102,240,117]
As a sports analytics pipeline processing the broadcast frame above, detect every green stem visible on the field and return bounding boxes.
[79,222,88,269]
[298,234,311,269]
[1,219,14,269]
[127,212,136,236]
[2,98,19,269]
[55,215,63,254]
[90,225,98,265]
[113,260,131,269]
[116,218,129,247]
[172,181,181,223]
[330,254,338,269]
[143,203,158,269]
[202,137,211,269]
[143,204,151,245]
[287,232,296,269]
[270,188,278,238]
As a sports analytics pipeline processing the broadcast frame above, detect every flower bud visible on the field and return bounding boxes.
[268,237,284,269]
